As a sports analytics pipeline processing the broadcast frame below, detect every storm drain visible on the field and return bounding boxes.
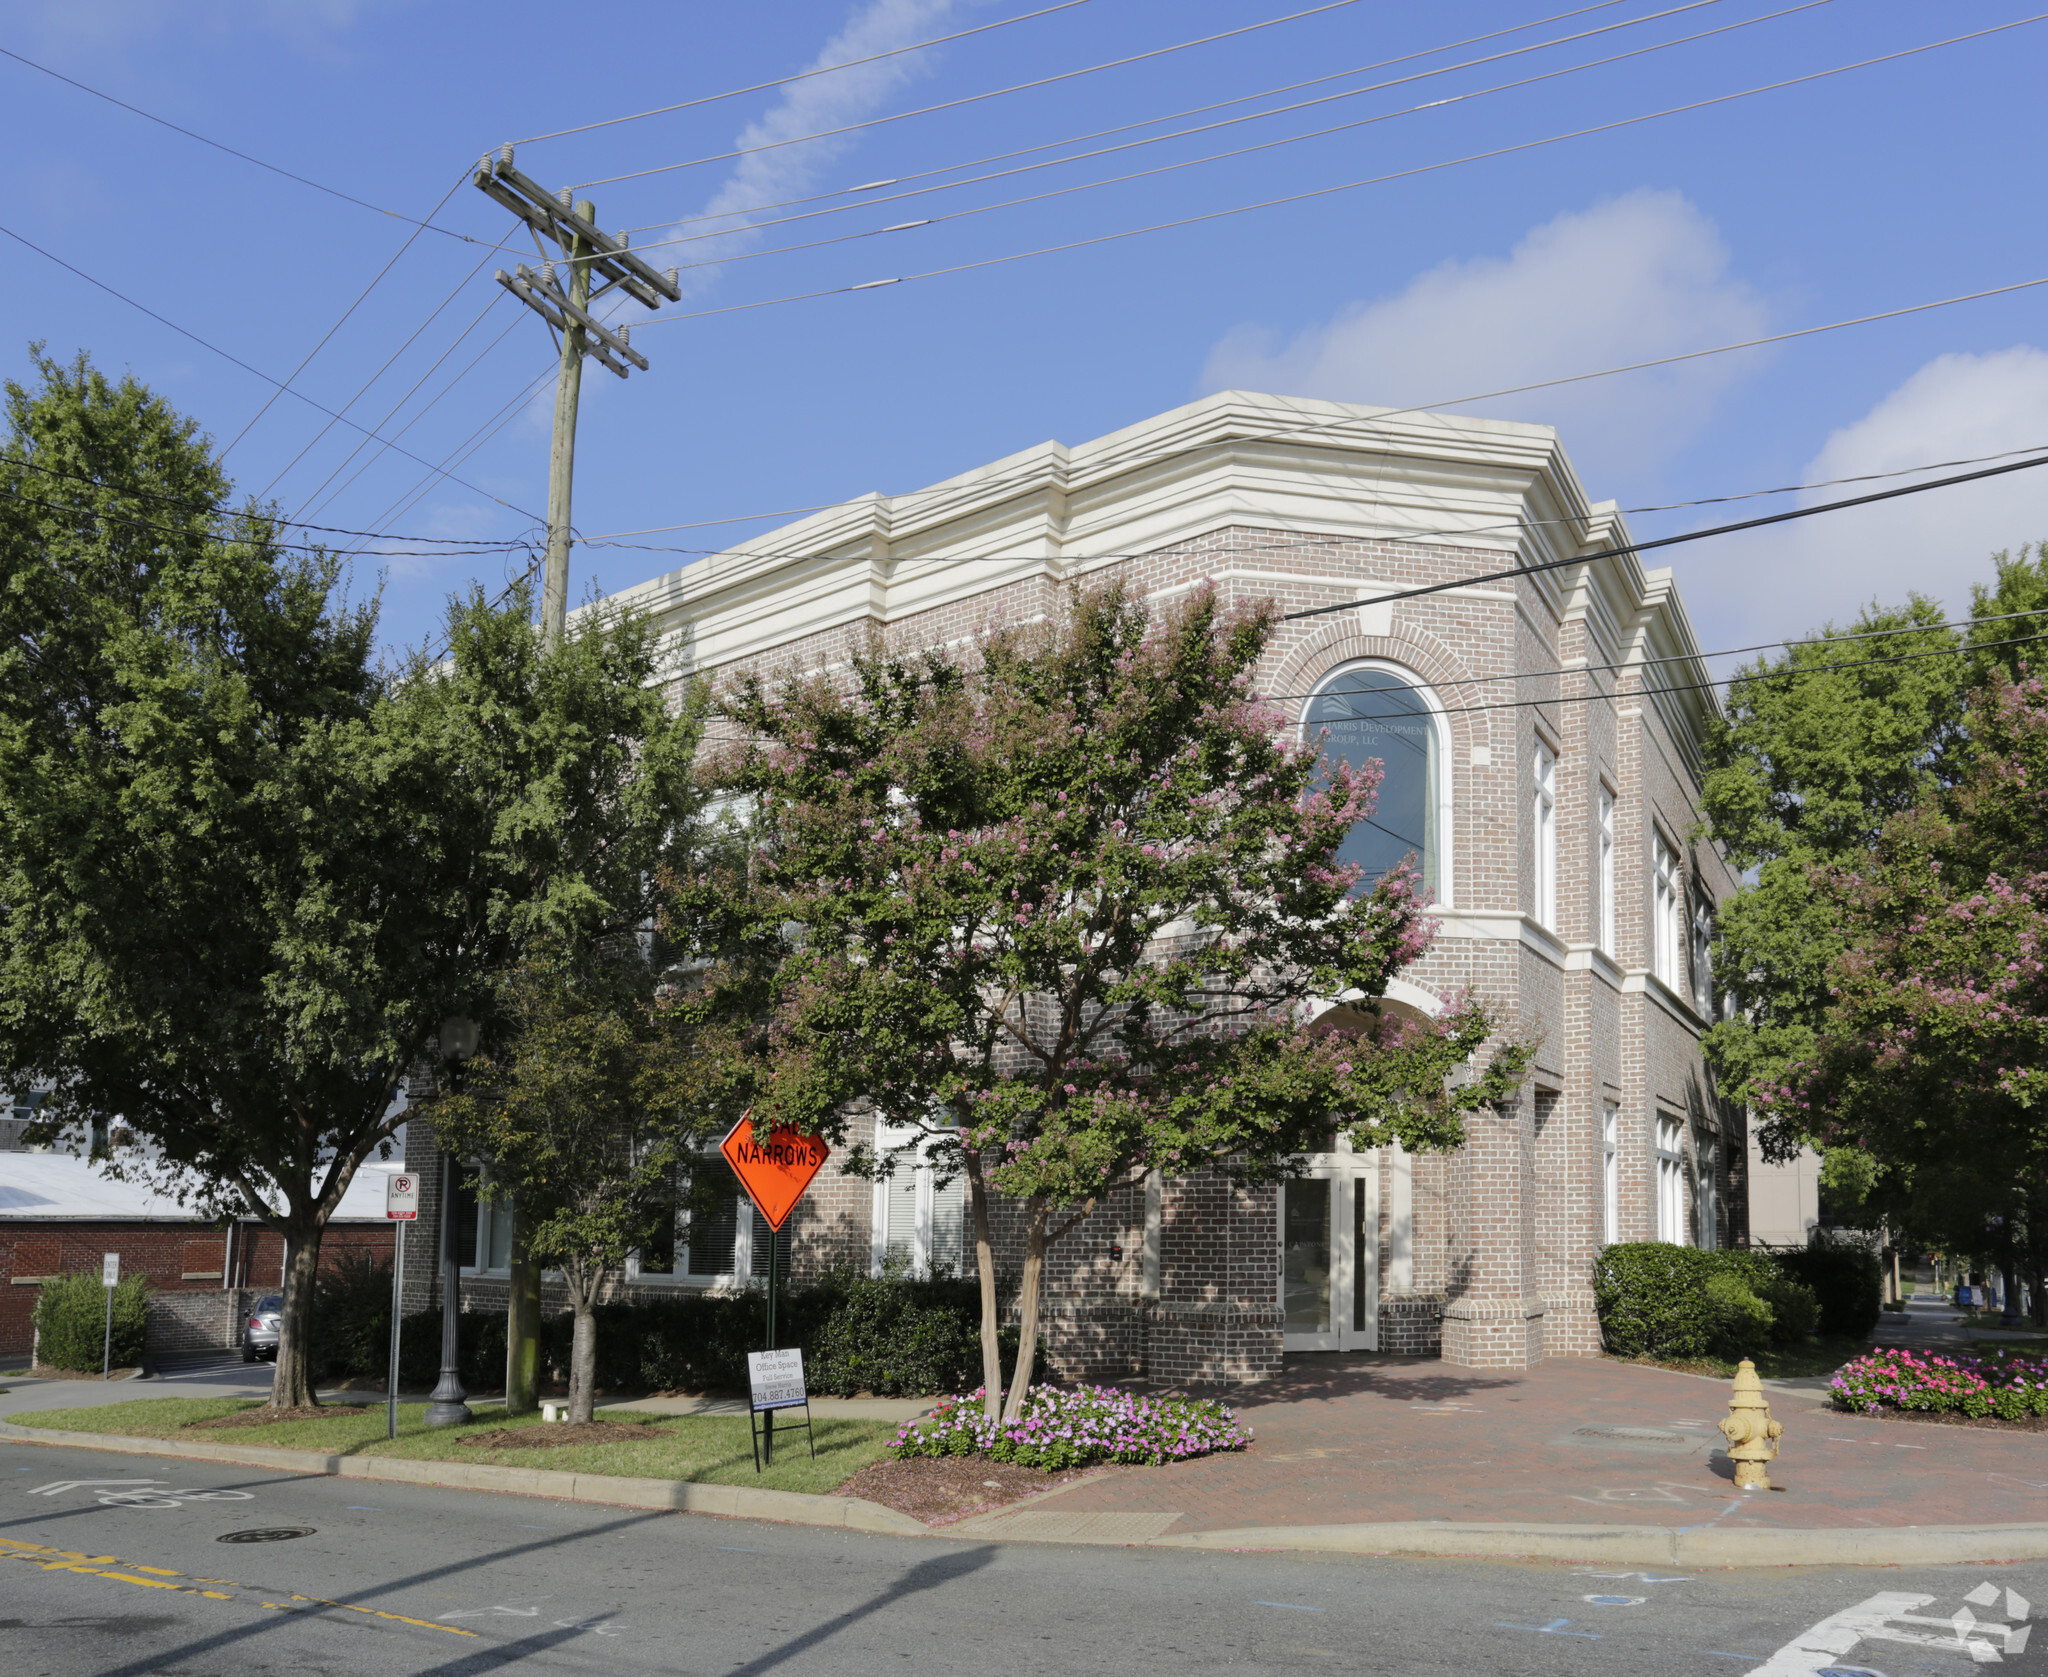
[217,1528,315,1543]
[1549,1426,1708,1455]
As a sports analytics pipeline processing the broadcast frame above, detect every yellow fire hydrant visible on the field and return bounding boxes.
[1718,1359,1785,1490]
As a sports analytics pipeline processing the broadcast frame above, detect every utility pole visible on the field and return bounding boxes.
[473,149,680,1414]
[475,145,681,643]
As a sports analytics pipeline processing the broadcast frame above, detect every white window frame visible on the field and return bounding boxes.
[1692,903,1715,1016]
[870,1123,967,1279]
[1596,785,1616,954]
[1695,1129,1719,1251]
[1656,1114,1687,1245]
[1601,1101,1620,1246]
[627,1157,782,1288]
[1532,739,1556,930]
[1299,659,1456,908]
[472,1194,513,1276]
[1652,831,1683,990]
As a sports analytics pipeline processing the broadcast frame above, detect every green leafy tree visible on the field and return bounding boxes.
[424,947,709,1422]
[1759,670,2048,1316]
[669,579,1530,1423]
[0,351,700,1408]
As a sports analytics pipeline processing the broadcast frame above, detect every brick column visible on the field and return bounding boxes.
[1439,1094,1547,1368]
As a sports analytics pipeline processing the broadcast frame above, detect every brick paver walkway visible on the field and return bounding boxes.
[1033,1356,2048,1533]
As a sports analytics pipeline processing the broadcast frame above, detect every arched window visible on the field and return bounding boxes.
[1302,664,1444,898]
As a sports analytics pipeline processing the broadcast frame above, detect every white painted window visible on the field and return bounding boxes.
[1532,740,1556,930]
[630,1156,788,1285]
[1695,1130,1719,1251]
[1302,663,1448,901]
[1652,832,1683,990]
[1596,786,1616,954]
[474,1196,512,1274]
[1656,1115,1687,1245]
[1692,904,1715,1016]
[871,1123,968,1279]
[1601,1102,1620,1246]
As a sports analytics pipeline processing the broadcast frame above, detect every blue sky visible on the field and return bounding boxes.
[5,0,2047,661]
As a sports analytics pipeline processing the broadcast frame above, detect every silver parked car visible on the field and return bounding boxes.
[240,1294,282,1362]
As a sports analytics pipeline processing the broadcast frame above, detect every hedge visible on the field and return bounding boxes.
[1771,1243,1883,1339]
[310,1264,1020,1397]
[32,1271,151,1372]
[1593,1243,1821,1361]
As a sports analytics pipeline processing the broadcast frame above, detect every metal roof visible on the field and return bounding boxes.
[0,1153,405,1223]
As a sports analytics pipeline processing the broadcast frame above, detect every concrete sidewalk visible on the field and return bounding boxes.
[1000,1354,2048,1540]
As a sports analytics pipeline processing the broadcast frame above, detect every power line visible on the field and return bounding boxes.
[1281,451,2048,624]
[0,46,478,244]
[635,14,2048,329]
[0,484,535,561]
[0,454,537,545]
[513,0,1099,146]
[578,0,1620,192]
[0,219,542,520]
[641,0,1831,280]
[615,0,1647,237]
[219,171,472,461]
[1261,606,2048,704]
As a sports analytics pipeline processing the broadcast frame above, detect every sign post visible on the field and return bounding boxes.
[100,1253,118,1380]
[719,1115,827,1468]
[384,1173,419,1440]
[745,1348,814,1471]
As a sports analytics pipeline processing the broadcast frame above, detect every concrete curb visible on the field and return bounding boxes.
[0,1419,927,1537]
[11,1418,2048,1568]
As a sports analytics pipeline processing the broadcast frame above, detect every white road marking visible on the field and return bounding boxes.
[28,1478,161,1496]
[1746,1586,2033,1673]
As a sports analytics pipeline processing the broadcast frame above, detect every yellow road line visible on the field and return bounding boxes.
[2,1537,474,1636]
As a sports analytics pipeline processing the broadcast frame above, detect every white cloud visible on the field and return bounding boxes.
[646,0,960,299]
[1199,190,1769,479]
[1697,347,2048,647]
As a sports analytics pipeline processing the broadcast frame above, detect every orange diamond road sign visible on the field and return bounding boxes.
[720,1115,829,1232]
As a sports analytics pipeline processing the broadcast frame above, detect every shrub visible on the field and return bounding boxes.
[808,1274,1023,1398]
[312,1251,393,1379]
[889,1384,1250,1470]
[398,1306,508,1392]
[1775,1242,1882,1339]
[1594,1243,1821,1360]
[1832,1347,2048,1419]
[33,1271,150,1371]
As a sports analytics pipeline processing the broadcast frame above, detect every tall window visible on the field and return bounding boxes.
[1692,904,1715,1015]
[631,1155,789,1284]
[1695,1129,1719,1251]
[871,1123,968,1278]
[1303,666,1441,897]
[1596,787,1616,953]
[1601,1101,1620,1246]
[1532,741,1556,929]
[1656,1115,1686,1245]
[1652,832,1683,989]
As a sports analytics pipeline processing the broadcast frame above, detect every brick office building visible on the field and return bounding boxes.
[407,391,1744,1382]
[0,1150,404,1362]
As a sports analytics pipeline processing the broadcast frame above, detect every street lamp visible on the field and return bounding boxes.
[424,1016,480,1429]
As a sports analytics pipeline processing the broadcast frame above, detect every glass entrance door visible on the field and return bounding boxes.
[1280,1164,1378,1352]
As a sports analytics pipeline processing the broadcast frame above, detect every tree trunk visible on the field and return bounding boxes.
[567,1272,600,1425]
[268,1220,324,1410]
[1001,1198,1050,1425]
[964,1151,1004,1424]
[504,1204,541,1415]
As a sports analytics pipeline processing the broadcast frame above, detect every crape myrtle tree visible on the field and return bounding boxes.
[1757,669,2048,1317]
[668,579,1530,1424]
[0,351,700,1408]
[1699,546,2048,1180]
[424,945,714,1423]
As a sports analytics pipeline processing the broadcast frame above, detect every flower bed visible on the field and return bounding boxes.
[888,1384,1251,1471]
[1830,1347,2048,1420]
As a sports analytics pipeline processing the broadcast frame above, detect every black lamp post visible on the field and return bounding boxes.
[424,1016,479,1428]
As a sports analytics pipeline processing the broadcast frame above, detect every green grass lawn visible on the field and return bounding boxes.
[15,1398,894,1497]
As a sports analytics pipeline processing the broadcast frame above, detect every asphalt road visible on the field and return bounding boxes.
[4,1434,2044,1677]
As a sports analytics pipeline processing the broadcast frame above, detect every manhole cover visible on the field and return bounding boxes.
[218,1528,314,1544]
[1549,1425,1706,1454]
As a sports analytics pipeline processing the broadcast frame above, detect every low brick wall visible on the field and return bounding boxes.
[146,1289,257,1358]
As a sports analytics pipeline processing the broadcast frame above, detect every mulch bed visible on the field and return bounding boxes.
[836,1455,1112,1526]
[185,1405,368,1429]
[455,1421,660,1449]
[1843,1405,2048,1434]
